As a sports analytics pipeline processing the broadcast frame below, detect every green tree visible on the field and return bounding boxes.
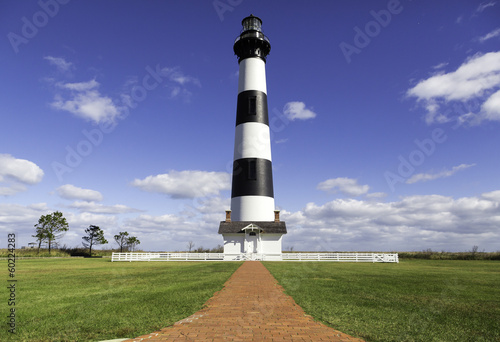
[32,226,47,252]
[34,211,69,254]
[114,231,129,252]
[127,236,140,252]
[82,225,108,256]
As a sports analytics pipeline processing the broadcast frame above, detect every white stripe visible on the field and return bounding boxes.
[233,122,272,161]
[238,58,267,94]
[231,196,275,221]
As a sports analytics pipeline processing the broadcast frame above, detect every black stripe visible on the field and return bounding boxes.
[231,158,274,198]
[236,90,269,126]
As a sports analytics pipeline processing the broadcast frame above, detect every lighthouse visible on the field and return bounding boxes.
[219,15,286,260]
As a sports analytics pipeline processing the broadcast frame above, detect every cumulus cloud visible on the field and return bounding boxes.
[56,184,103,201]
[482,190,500,201]
[69,201,142,215]
[51,79,122,124]
[0,203,50,240]
[131,170,231,199]
[0,154,44,196]
[281,192,500,252]
[44,56,74,72]
[4,187,500,252]
[317,177,370,197]
[481,89,500,120]
[407,51,500,124]
[0,202,49,224]
[406,163,475,184]
[283,101,317,121]
[64,212,118,232]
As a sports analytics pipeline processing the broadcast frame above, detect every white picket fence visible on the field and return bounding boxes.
[111,252,399,263]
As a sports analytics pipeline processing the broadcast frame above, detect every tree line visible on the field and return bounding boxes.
[33,211,140,256]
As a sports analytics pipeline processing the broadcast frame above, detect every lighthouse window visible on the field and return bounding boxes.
[248,96,257,115]
[247,159,257,180]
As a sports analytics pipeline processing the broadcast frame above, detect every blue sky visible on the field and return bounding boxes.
[1,0,499,252]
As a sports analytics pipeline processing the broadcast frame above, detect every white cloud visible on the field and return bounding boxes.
[51,79,122,124]
[479,28,500,42]
[432,62,449,70]
[407,51,500,124]
[0,154,44,196]
[69,201,142,215]
[56,184,103,201]
[131,170,231,199]
[281,192,500,252]
[4,188,500,252]
[124,214,188,231]
[160,67,200,102]
[44,56,73,72]
[482,190,500,201]
[0,203,50,236]
[0,183,27,196]
[64,212,118,232]
[366,192,387,199]
[59,79,99,92]
[283,102,317,121]
[317,177,370,197]
[161,67,201,87]
[476,1,496,12]
[481,89,500,120]
[406,163,475,184]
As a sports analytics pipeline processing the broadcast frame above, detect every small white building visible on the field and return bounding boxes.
[218,210,286,260]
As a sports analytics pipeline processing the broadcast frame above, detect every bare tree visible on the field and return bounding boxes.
[187,241,195,252]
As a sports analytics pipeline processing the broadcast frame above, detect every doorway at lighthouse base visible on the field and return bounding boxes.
[218,221,287,261]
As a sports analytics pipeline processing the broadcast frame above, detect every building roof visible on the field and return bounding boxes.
[218,221,287,234]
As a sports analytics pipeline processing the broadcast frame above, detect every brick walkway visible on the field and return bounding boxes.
[126,261,364,342]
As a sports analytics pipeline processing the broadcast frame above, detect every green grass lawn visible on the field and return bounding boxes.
[3,258,499,342]
[263,260,500,342]
[1,259,242,342]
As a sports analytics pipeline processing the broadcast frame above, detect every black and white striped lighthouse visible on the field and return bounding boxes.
[219,15,286,259]
[231,14,274,221]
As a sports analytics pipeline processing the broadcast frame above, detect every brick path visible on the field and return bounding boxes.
[126,261,364,341]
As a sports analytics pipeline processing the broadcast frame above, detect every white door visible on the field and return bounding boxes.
[246,234,258,253]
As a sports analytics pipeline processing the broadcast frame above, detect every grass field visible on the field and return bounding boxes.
[1,259,242,342]
[2,259,499,341]
[264,260,500,342]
